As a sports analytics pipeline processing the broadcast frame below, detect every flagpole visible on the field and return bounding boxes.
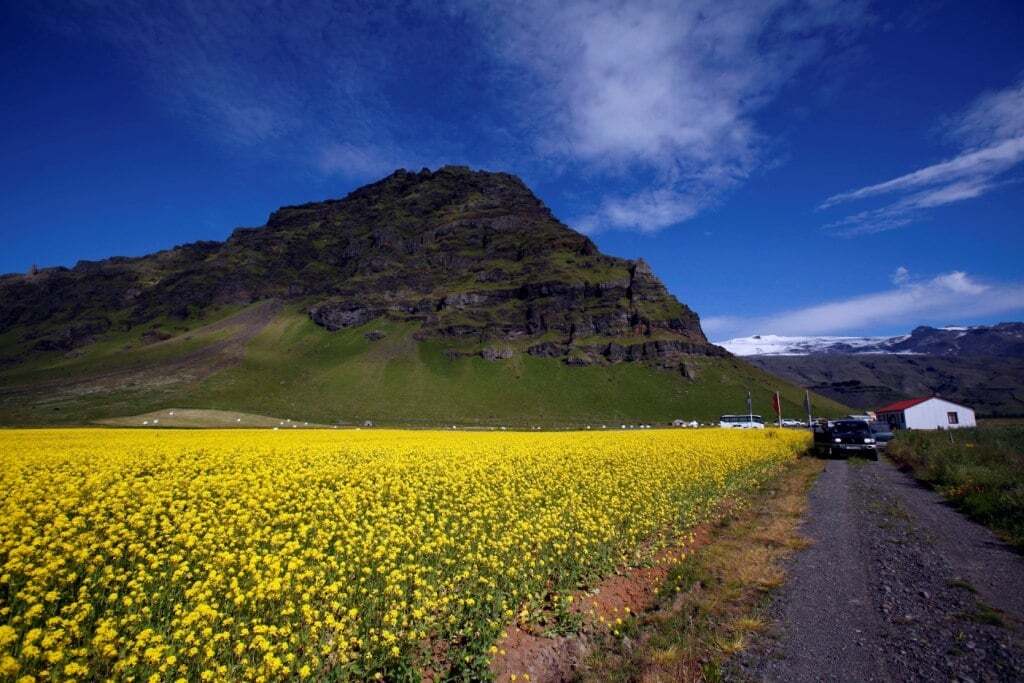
[777,391,782,428]
[805,390,813,430]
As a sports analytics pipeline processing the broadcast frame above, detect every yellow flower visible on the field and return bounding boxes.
[0,655,20,676]
[63,662,88,676]
[0,427,805,680]
[0,626,17,649]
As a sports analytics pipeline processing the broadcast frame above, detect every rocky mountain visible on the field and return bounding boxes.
[720,323,1024,358]
[884,324,1024,357]
[1,166,720,369]
[722,324,1024,417]
[0,166,844,426]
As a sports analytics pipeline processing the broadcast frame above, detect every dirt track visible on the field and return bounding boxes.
[736,458,1024,682]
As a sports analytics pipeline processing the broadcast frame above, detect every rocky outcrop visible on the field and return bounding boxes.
[481,344,514,361]
[527,341,569,357]
[308,303,383,331]
[26,318,112,352]
[595,340,730,363]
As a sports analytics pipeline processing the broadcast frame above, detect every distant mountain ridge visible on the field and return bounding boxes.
[724,323,1024,417]
[721,323,1024,358]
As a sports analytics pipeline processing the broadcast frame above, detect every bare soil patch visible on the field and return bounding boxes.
[491,535,707,683]
[96,407,333,429]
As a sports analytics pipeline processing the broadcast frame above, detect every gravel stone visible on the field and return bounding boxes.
[732,458,1024,682]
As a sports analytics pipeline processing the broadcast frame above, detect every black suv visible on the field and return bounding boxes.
[813,420,879,459]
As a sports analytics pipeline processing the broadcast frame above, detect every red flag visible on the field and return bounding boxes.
[771,391,781,416]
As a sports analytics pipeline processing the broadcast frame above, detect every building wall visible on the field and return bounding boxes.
[904,398,976,430]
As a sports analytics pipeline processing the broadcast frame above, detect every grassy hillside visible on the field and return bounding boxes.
[0,303,848,427]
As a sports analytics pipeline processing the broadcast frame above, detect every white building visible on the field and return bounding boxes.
[875,396,976,431]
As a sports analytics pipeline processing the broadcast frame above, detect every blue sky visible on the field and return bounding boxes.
[2,1,1022,340]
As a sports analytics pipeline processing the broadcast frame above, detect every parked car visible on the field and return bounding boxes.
[813,419,878,459]
[869,421,894,450]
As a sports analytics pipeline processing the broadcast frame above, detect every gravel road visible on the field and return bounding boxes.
[735,457,1024,682]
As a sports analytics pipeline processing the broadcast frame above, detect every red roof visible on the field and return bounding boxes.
[875,396,931,413]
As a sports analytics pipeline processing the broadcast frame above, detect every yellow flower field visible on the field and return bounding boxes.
[0,428,808,681]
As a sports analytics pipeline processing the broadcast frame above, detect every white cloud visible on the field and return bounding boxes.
[946,79,1024,147]
[38,0,868,225]
[475,0,868,233]
[821,138,1024,208]
[704,270,1024,338]
[931,270,988,296]
[577,189,702,234]
[891,266,910,285]
[821,78,1024,235]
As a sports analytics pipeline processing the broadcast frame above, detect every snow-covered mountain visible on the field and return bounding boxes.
[718,323,1024,357]
[721,323,1024,418]
[718,334,897,356]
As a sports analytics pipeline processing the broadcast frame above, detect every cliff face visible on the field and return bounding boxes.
[0,166,723,367]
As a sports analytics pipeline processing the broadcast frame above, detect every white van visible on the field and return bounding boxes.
[719,415,765,429]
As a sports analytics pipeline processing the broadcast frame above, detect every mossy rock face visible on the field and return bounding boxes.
[0,166,720,369]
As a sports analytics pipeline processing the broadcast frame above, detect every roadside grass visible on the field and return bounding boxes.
[886,426,1024,550]
[947,578,978,594]
[576,456,822,682]
[958,602,1007,628]
[868,499,912,532]
[978,417,1024,428]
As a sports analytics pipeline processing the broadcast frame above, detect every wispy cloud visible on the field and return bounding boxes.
[37,2,485,181]
[476,0,868,233]
[821,78,1024,236]
[704,269,1024,338]
[37,0,867,228]
[575,190,703,235]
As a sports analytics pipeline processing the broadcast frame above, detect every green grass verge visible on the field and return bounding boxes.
[887,426,1024,550]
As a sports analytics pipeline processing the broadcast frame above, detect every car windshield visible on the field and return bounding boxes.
[832,421,869,435]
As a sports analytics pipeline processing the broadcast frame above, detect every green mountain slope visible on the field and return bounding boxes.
[0,302,847,426]
[0,166,849,426]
